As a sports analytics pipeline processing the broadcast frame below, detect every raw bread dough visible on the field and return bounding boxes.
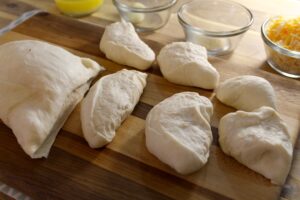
[0,40,103,158]
[81,69,147,148]
[145,92,213,174]
[216,75,276,111]
[219,106,293,185]
[100,21,155,70]
[157,42,219,89]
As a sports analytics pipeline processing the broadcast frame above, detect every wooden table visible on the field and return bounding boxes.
[0,0,299,199]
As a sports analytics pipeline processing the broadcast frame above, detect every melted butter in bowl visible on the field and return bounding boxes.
[55,0,104,17]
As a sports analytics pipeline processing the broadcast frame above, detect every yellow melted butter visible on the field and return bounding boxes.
[55,0,104,16]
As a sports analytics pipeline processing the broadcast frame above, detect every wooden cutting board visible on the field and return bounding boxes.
[0,11,299,200]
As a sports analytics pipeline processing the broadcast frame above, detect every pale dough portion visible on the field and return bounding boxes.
[219,106,293,185]
[0,40,103,158]
[145,92,213,174]
[100,21,155,70]
[81,69,147,148]
[216,75,276,111]
[157,42,220,89]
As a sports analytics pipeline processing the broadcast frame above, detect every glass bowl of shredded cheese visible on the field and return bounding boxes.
[261,16,300,78]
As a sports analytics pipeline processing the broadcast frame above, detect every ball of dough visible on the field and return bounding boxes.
[100,21,155,70]
[219,106,293,185]
[157,42,220,90]
[145,92,213,174]
[81,69,147,148]
[216,75,276,111]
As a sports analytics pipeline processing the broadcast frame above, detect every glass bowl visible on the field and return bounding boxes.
[261,17,300,79]
[177,0,253,56]
[113,0,177,32]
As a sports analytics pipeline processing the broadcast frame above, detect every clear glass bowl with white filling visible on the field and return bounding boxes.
[113,0,177,32]
[177,0,253,56]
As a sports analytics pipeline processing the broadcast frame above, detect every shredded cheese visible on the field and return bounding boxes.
[267,16,300,51]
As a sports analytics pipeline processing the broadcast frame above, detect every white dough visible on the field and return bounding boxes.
[216,75,276,111]
[219,106,293,185]
[0,40,103,158]
[100,21,155,70]
[81,69,147,148]
[157,42,219,89]
[145,92,213,174]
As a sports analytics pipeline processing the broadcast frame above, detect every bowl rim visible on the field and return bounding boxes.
[261,16,300,58]
[177,0,253,37]
[113,0,177,13]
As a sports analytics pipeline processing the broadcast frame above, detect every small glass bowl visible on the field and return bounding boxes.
[261,17,300,79]
[177,0,253,56]
[113,0,177,32]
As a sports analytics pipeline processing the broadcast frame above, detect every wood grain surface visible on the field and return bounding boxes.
[0,191,14,200]
[0,0,299,200]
